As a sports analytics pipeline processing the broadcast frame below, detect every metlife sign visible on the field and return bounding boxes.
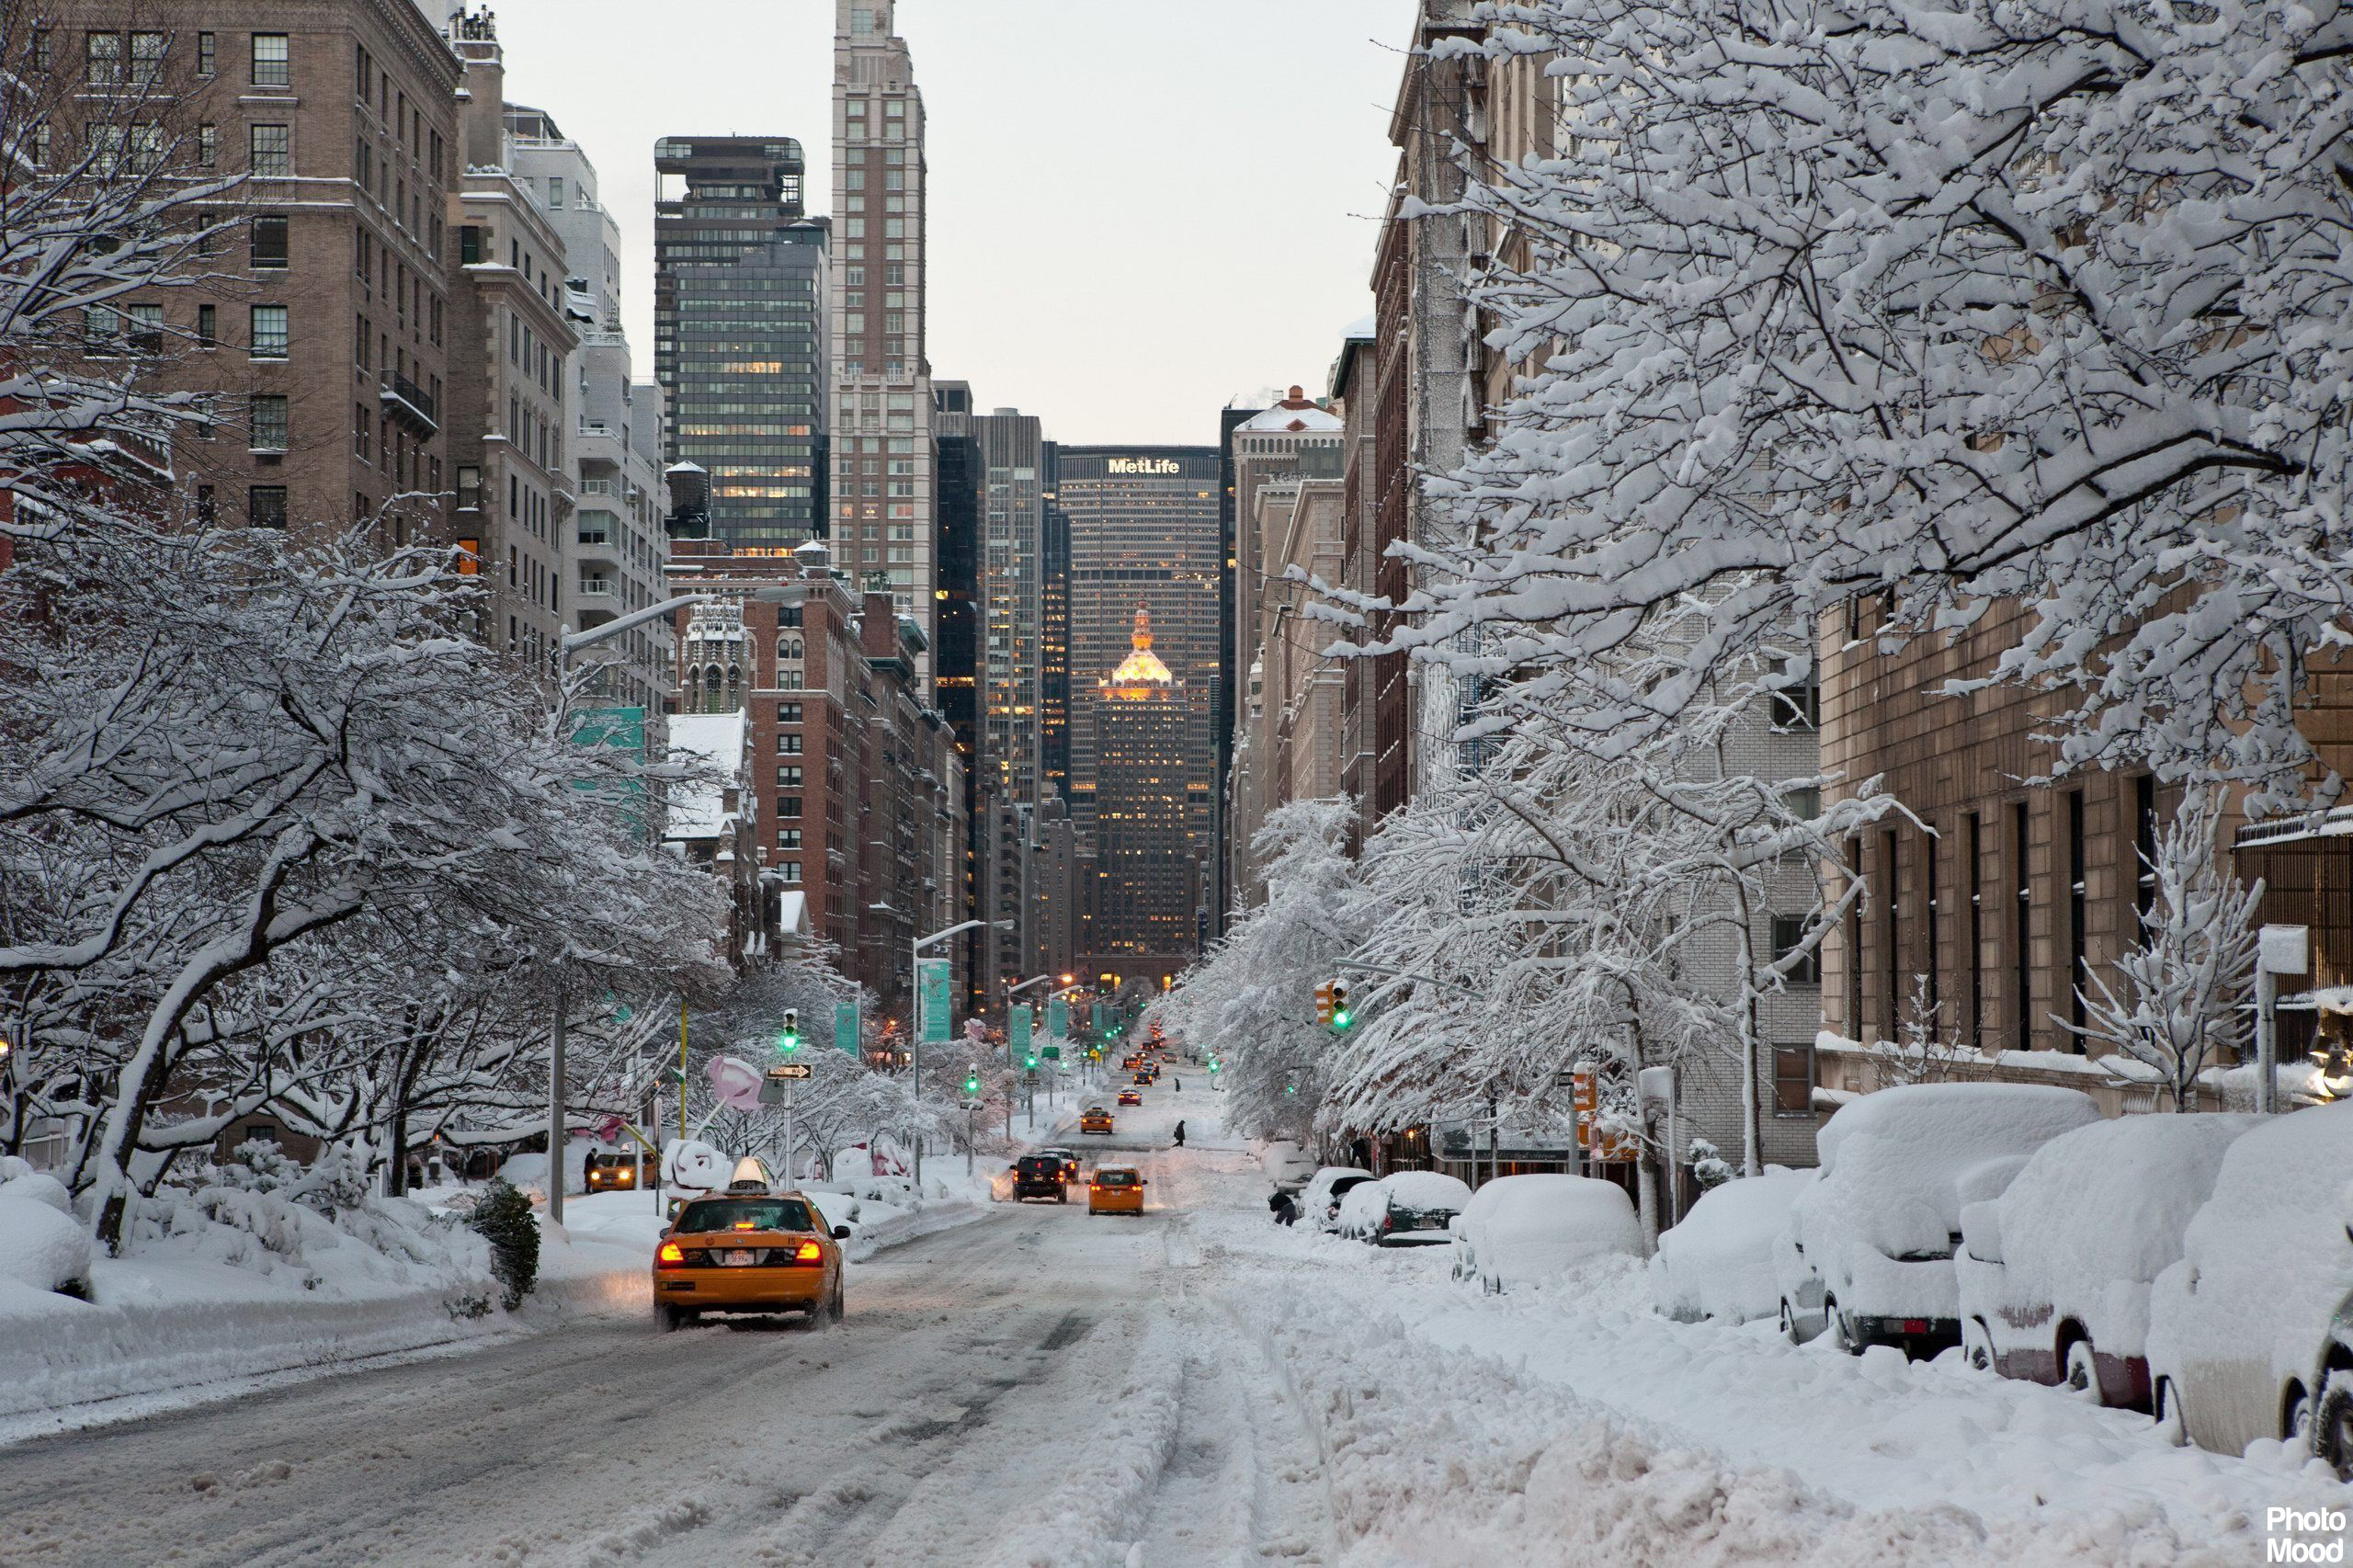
[1105,458,1180,475]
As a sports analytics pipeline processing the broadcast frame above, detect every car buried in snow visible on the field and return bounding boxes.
[1779,1083,2100,1358]
[2145,1100,2353,1476]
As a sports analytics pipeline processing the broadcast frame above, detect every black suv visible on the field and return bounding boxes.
[1008,1154,1069,1203]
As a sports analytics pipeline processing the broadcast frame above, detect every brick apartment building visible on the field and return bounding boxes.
[667,538,966,1013]
[37,2,460,552]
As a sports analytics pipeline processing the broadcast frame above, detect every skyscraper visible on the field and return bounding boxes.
[830,0,938,689]
[1053,447,1222,911]
[971,407,1046,1001]
[651,136,828,552]
[1091,607,1198,988]
[933,381,983,1009]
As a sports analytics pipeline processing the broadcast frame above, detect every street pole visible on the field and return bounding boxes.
[548,976,566,1226]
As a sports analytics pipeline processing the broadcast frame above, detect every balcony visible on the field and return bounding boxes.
[379,375,438,439]
[574,576,621,614]
[575,419,626,466]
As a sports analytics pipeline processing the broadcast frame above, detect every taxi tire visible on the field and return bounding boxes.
[657,1304,695,1332]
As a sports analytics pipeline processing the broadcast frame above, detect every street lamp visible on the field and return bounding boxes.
[909,918,1011,1182]
[542,584,799,1225]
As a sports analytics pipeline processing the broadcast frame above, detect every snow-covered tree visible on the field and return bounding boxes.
[2074,790,2262,1108]
[1159,800,1369,1142]
[1358,0,2353,816]
[1323,663,1895,1235]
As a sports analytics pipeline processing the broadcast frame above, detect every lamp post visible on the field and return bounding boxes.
[910,918,1010,1182]
[543,585,799,1225]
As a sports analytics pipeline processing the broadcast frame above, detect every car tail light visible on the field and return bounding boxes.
[786,1240,824,1266]
[1901,1319,1929,1335]
[657,1241,684,1266]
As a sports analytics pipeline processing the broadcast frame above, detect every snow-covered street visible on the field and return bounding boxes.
[4,1077,2346,1566]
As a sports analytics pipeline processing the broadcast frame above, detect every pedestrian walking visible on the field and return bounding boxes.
[1175,1076,1182,1092]
[1269,1189,1297,1226]
[1172,1119,1187,1148]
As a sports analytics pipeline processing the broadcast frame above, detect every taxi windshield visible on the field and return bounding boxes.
[1096,1171,1136,1187]
[676,1199,814,1234]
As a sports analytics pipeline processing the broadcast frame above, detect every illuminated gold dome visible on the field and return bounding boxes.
[1105,604,1174,692]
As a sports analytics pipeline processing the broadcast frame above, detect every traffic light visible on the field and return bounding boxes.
[1024,1049,1039,1070]
[963,1065,981,1096]
[1314,982,1334,1026]
[779,1008,801,1053]
[1329,983,1352,1031]
[1208,1057,1221,1074]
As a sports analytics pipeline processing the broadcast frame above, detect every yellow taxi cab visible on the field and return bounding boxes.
[1088,1165,1146,1215]
[1079,1105,1114,1136]
[653,1188,850,1330]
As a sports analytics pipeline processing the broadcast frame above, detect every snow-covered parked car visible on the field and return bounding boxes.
[1338,1171,1474,1247]
[2146,1100,2353,1475]
[1652,1168,1812,1324]
[1262,1141,1321,1193]
[1453,1175,1641,1292]
[1956,1111,2260,1409]
[1296,1166,1376,1233]
[1781,1084,2100,1358]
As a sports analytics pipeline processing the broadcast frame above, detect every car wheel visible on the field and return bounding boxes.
[2062,1338,2101,1403]
[658,1305,696,1332]
[1057,1189,1067,1204]
[1961,1318,1994,1374]
[2316,1370,2353,1481]
[1824,1298,1859,1356]
[2154,1377,2188,1447]
[2284,1381,2313,1447]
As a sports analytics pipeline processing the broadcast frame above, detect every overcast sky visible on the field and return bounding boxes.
[488,0,1420,446]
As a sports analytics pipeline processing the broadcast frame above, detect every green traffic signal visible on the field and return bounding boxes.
[964,1071,981,1095]
[779,1008,801,1052]
[1331,1007,1353,1030]
[1024,1052,1038,1070]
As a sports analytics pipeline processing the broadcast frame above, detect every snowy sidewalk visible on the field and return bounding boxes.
[1188,1196,2353,1565]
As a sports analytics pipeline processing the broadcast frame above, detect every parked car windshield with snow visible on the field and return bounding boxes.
[1783,1083,2100,1358]
[1957,1111,2260,1409]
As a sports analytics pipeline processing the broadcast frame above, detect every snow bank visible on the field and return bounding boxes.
[1456,1174,1641,1292]
[1653,1168,1810,1324]
[1967,1112,2260,1363]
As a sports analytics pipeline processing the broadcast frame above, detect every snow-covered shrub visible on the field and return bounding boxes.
[1688,1140,1734,1192]
[467,1178,539,1311]
[0,1198,93,1299]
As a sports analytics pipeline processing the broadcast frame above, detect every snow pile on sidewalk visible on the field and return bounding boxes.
[799,1169,994,1260]
[0,1163,654,1429]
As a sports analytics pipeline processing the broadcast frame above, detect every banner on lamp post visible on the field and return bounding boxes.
[834,1000,859,1055]
[1010,1004,1032,1063]
[1047,997,1067,1041]
[918,959,952,1045]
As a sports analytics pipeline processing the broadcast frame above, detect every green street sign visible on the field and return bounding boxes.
[834,1000,859,1055]
[1009,1003,1032,1065]
[918,959,952,1045]
[1042,1045,1062,1061]
[1047,996,1068,1041]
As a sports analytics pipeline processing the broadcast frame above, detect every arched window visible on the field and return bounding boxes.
[726,663,743,709]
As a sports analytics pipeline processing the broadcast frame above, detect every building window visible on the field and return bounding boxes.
[195,483,216,525]
[2066,788,2086,1045]
[547,176,563,208]
[777,828,801,850]
[778,702,802,723]
[197,123,218,166]
[1965,811,1984,1052]
[2013,800,2031,1051]
[85,31,121,85]
[1771,659,1819,729]
[779,733,802,756]
[459,224,483,266]
[250,215,290,269]
[130,30,164,83]
[1772,1045,1814,1116]
[125,303,162,354]
[251,32,290,88]
[1770,915,1820,984]
[354,403,370,461]
[197,31,215,75]
[777,796,801,819]
[196,303,217,347]
[777,766,802,788]
[249,304,289,358]
[250,124,291,176]
[779,862,802,884]
[250,394,289,452]
[248,484,288,528]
